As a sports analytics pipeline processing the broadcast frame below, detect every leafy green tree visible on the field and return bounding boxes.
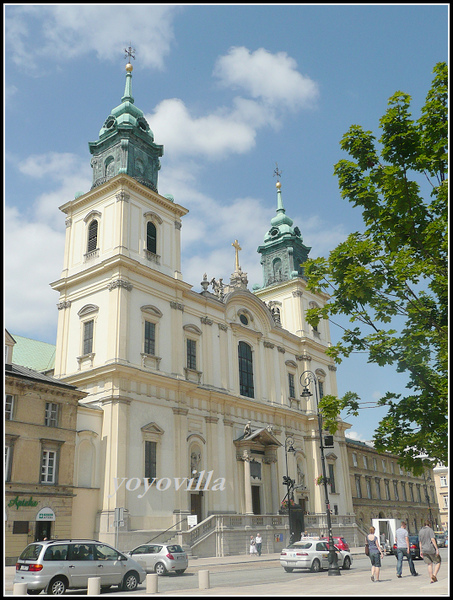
[305,63,448,474]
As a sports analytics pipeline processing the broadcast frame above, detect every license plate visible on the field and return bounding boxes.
[20,565,29,571]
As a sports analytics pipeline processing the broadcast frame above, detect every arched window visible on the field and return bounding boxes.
[238,341,254,398]
[147,221,157,254]
[87,220,98,253]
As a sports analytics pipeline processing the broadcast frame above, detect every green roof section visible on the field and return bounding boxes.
[11,334,56,373]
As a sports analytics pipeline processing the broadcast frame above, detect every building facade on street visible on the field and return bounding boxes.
[45,62,355,555]
[4,331,87,565]
[433,463,448,533]
[346,438,441,539]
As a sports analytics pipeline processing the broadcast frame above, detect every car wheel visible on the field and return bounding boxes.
[122,571,139,591]
[310,558,321,573]
[342,556,351,570]
[284,567,294,573]
[175,569,186,575]
[47,577,67,595]
[155,562,167,576]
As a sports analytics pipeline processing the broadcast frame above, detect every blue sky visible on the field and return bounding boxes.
[4,4,448,442]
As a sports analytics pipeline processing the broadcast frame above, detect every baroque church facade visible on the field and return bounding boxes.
[51,62,355,555]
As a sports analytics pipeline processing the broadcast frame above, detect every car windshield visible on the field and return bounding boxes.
[20,544,42,561]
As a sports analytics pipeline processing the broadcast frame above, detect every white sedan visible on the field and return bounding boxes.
[280,538,353,573]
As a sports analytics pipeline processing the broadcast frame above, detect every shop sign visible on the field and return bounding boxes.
[8,496,39,510]
[36,507,56,521]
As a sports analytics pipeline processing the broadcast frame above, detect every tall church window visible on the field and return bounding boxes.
[146,222,157,254]
[288,373,295,398]
[187,339,197,370]
[144,441,157,479]
[144,321,156,355]
[83,320,94,355]
[238,341,254,398]
[87,220,98,253]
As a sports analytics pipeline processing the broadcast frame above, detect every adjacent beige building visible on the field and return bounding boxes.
[433,463,448,532]
[5,330,87,564]
[346,439,441,541]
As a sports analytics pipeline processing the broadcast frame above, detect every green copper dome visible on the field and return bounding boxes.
[89,63,163,192]
[257,181,311,288]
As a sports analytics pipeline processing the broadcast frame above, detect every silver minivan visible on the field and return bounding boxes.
[14,539,146,594]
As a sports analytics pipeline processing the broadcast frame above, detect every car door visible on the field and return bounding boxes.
[316,542,331,569]
[67,543,97,588]
[93,543,124,585]
[129,545,156,572]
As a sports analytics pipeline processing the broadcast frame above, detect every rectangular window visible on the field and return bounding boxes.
[440,476,447,487]
[288,373,295,398]
[382,459,386,472]
[375,478,381,500]
[363,456,368,469]
[41,450,57,484]
[13,521,29,534]
[401,482,407,502]
[144,441,157,479]
[355,475,362,498]
[366,478,372,499]
[409,483,415,502]
[5,394,14,420]
[393,481,399,501]
[45,402,59,427]
[442,495,448,509]
[83,320,94,355]
[373,458,377,471]
[5,446,13,481]
[187,339,197,370]
[238,342,254,398]
[328,463,336,493]
[385,480,391,500]
[416,485,422,503]
[144,321,156,355]
[318,381,324,399]
[352,453,358,467]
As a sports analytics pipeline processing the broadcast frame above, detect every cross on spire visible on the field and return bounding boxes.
[232,239,242,271]
[273,163,282,182]
[124,45,136,62]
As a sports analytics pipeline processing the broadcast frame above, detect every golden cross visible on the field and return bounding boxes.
[273,163,282,181]
[232,239,242,271]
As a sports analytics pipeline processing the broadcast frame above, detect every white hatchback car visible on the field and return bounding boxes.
[280,538,353,573]
[125,543,188,575]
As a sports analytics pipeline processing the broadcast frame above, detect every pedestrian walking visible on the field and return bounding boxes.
[249,535,258,555]
[367,526,384,582]
[255,533,262,556]
[419,520,441,583]
[395,521,419,578]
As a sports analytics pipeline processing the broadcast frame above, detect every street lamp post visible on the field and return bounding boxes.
[283,437,296,545]
[300,370,341,576]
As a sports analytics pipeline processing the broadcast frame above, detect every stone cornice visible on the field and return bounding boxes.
[58,174,188,218]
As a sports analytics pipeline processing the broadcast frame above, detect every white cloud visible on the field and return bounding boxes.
[4,206,64,342]
[214,46,319,110]
[148,98,267,159]
[6,5,179,71]
[16,152,92,229]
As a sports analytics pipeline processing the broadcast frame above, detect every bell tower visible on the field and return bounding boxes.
[88,52,163,193]
[257,173,311,288]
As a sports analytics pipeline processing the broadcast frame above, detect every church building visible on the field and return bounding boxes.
[50,61,355,556]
